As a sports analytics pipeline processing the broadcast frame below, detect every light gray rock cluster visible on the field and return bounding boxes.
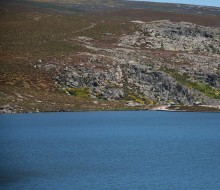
[56,64,124,100]
[120,20,220,54]
[0,104,13,114]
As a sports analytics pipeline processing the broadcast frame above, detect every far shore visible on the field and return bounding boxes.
[1,105,220,114]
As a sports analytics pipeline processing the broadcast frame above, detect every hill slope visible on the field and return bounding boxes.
[0,0,220,113]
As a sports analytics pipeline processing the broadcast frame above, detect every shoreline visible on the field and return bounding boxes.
[1,105,220,114]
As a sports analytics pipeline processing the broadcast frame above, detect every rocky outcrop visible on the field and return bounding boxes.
[119,20,220,54]
[54,20,220,106]
[0,104,13,114]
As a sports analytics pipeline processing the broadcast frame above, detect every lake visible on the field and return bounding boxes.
[0,111,220,190]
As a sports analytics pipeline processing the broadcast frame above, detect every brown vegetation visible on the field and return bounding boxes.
[1,1,219,112]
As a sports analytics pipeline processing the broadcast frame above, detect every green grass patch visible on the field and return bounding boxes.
[66,87,90,98]
[126,94,145,104]
[162,67,220,99]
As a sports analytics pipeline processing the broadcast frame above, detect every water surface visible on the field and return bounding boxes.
[0,111,220,190]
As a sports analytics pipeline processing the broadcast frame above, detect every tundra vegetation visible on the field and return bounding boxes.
[0,0,220,113]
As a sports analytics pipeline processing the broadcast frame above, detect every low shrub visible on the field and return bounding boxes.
[66,87,90,98]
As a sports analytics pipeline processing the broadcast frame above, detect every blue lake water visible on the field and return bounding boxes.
[0,111,220,190]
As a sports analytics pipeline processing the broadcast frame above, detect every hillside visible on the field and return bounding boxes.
[0,0,220,113]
